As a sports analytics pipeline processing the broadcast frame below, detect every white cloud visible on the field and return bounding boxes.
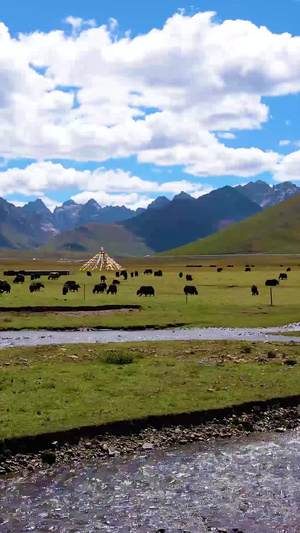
[139,144,281,178]
[217,132,236,140]
[64,16,96,35]
[1,7,300,202]
[0,12,299,178]
[0,161,208,201]
[274,150,300,182]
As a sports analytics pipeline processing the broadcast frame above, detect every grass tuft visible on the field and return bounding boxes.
[104,352,134,365]
[242,344,252,354]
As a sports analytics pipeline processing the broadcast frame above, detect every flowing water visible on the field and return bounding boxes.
[1,324,300,348]
[0,430,299,532]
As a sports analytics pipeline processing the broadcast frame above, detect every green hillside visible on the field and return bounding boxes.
[165,193,300,255]
[42,223,153,257]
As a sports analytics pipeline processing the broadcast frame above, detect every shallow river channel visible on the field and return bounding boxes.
[1,324,300,348]
[0,430,299,532]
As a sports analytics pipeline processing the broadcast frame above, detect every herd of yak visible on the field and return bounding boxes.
[0,265,293,297]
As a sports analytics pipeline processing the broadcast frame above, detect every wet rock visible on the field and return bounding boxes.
[41,450,56,465]
[108,448,116,456]
[142,442,154,450]
[241,421,254,432]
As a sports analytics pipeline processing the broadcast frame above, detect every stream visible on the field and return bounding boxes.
[0,430,299,532]
[1,324,300,348]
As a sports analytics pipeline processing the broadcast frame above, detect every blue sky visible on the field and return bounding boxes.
[0,0,300,210]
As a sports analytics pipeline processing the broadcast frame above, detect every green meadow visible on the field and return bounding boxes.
[0,340,299,440]
[0,255,300,329]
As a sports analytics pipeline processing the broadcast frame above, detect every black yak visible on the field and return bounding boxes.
[279,273,287,280]
[107,284,117,294]
[136,286,155,296]
[93,283,107,294]
[184,285,198,295]
[265,279,279,287]
[251,285,259,296]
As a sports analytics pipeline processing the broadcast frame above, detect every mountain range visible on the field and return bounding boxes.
[166,193,300,255]
[122,187,262,252]
[0,180,299,252]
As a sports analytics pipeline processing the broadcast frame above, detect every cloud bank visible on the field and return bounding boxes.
[0,11,300,204]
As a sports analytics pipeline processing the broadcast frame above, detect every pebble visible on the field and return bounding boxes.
[142,442,154,450]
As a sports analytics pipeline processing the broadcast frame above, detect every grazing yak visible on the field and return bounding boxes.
[217,268,223,273]
[68,284,80,292]
[186,274,193,281]
[184,285,198,296]
[179,272,183,278]
[227,265,234,268]
[87,271,92,277]
[93,283,107,294]
[136,286,155,296]
[48,272,60,280]
[113,279,120,285]
[245,267,251,272]
[251,285,259,296]
[154,270,163,277]
[100,275,107,282]
[279,273,288,280]
[0,280,11,293]
[115,272,120,278]
[135,271,139,277]
[120,270,128,280]
[210,265,216,268]
[144,269,153,275]
[64,281,80,292]
[13,274,25,284]
[107,284,117,295]
[265,279,279,287]
[62,286,68,296]
[30,282,44,292]
[31,274,40,280]
[287,267,291,272]
[131,272,134,278]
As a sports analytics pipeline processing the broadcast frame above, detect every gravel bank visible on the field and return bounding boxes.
[1,403,299,477]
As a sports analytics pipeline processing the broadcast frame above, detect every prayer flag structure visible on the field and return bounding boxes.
[79,247,122,272]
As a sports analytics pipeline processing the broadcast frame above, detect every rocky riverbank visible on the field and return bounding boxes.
[1,403,299,477]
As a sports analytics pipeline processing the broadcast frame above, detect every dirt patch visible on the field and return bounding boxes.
[0,304,141,313]
[51,308,140,318]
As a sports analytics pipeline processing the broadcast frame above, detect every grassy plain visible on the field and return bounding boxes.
[0,255,300,329]
[0,340,299,440]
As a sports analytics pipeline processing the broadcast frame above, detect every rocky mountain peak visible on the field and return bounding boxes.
[172,191,194,202]
[62,199,78,207]
[22,198,50,214]
[84,198,101,209]
[236,180,300,209]
[148,196,171,210]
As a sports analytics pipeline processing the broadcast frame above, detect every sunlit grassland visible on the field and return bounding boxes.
[0,340,299,440]
[0,255,300,329]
